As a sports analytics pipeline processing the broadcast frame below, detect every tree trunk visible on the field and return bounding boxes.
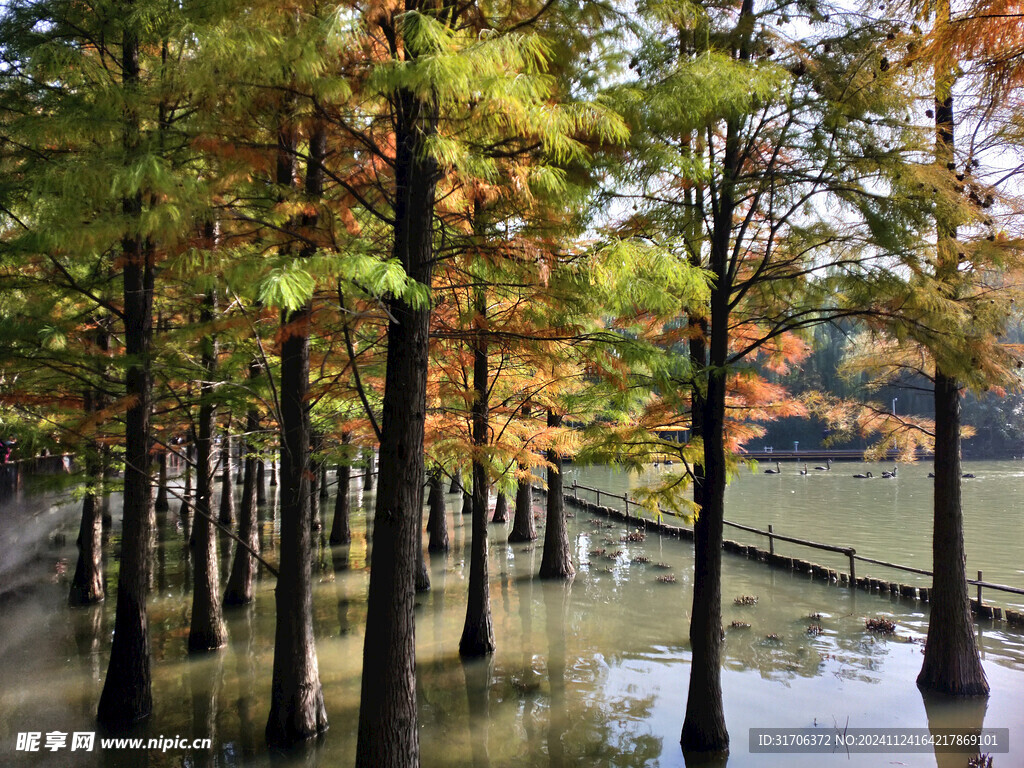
[917,27,988,698]
[460,288,495,656]
[154,450,169,512]
[70,392,104,607]
[330,461,352,545]
[416,498,430,593]
[97,20,152,727]
[491,491,508,524]
[179,440,193,519]
[224,384,261,607]
[426,469,449,552]
[539,411,573,580]
[188,286,227,653]
[355,78,437,768]
[269,452,277,486]
[362,448,375,492]
[509,405,536,543]
[462,489,472,516]
[449,471,461,494]
[219,435,235,527]
[508,479,536,543]
[918,371,988,695]
[256,459,267,506]
[310,438,322,533]
[265,123,328,747]
[681,135,733,753]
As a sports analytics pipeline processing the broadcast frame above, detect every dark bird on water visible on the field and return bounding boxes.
[853,471,874,479]
[764,461,782,474]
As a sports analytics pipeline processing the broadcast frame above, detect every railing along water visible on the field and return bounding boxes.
[565,480,1024,621]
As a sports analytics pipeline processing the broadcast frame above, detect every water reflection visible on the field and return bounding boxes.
[3,475,1024,768]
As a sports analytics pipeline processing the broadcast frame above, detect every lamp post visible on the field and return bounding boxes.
[892,397,898,416]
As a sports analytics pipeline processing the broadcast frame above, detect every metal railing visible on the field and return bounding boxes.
[567,480,1024,608]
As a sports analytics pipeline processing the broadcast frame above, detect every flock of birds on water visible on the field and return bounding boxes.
[761,458,976,479]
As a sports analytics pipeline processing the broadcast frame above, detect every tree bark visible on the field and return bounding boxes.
[362,448,374,492]
[491,491,508,524]
[449,471,461,494]
[460,287,495,656]
[330,457,352,546]
[219,435,235,526]
[256,459,267,506]
[539,410,573,580]
[355,74,437,768]
[426,469,449,552]
[69,389,104,607]
[462,489,472,516]
[97,17,152,727]
[265,122,328,746]
[416,498,430,593]
[509,405,536,543]
[310,435,322,533]
[918,372,988,695]
[188,287,227,653]
[224,373,261,607]
[508,478,536,543]
[154,450,169,512]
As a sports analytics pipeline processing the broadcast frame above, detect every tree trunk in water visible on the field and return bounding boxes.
[188,287,227,653]
[362,448,375,492]
[330,462,352,545]
[265,123,328,746]
[491,492,508,524]
[154,451,169,512]
[97,22,152,725]
[415,499,430,593]
[269,452,277,486]
[224,391,261,607]
[219,436,235,527]
[320,457,329,500]
[918,377,989,695]
[70,399,104,607]
[539,411,573,580]
[355,77,437,768]
[508,480,536,543]
[916,35,988,699]
[460,289,495,656]
[681,140,732,752]
[310,443,322,533]
[426,470,449,552]
[179,442,193,519]
[256,460,267,506]
[449,472,461,494]
[462,489,472,516]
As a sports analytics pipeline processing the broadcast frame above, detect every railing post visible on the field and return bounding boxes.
[596,489,601,506]
[572,480,578,500]
[768,524,774,556]
[978,570,983,606]
[623,493,629,518]
[848,549,856,585]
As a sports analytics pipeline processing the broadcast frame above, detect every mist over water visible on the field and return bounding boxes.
[1,463,1022,767]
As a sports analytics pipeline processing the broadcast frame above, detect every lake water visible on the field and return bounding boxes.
[566,460,1024,610]
[1,463,1022,767]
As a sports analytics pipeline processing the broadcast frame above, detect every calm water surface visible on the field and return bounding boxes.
[567,460,1024,609]
[1,465,1022,768]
